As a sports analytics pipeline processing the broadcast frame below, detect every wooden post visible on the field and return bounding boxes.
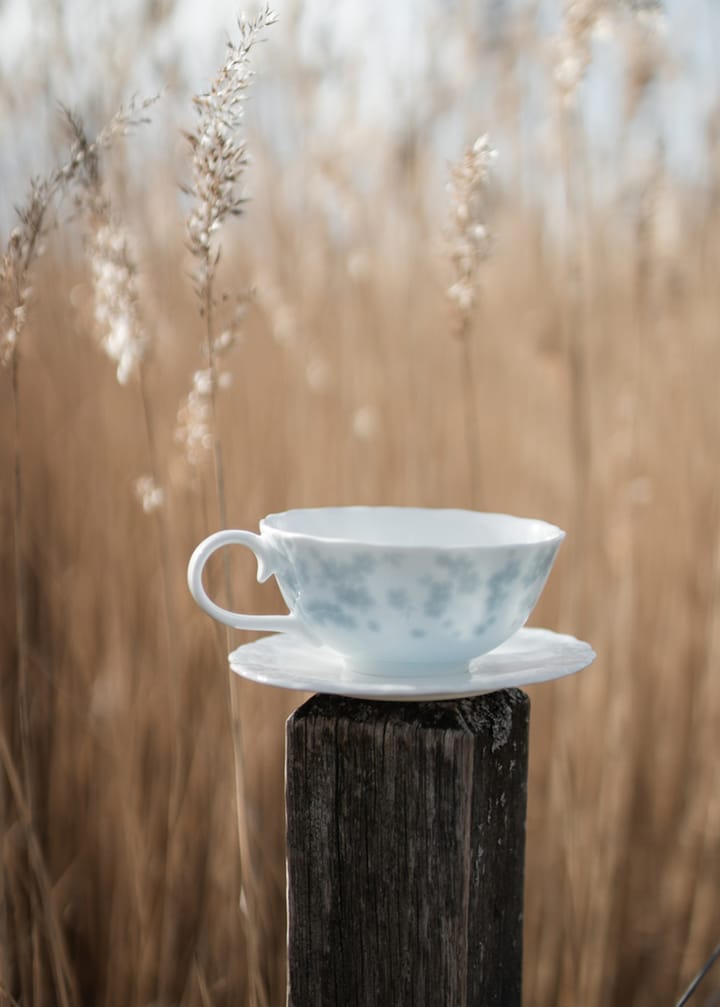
[285,688,530,1007]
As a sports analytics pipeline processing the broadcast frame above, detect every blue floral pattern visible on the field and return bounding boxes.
[387,587,410,611]
[486,558,522,614]
[435,553,482,593]
[304,600,358,630]
[268,536,561,660]
[522,548,556,588]
[423,579,453,618]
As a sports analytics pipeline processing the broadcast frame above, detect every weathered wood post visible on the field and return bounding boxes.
[285,688,530,1007]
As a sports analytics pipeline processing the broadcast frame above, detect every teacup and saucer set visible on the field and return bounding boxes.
[187,506,595,700]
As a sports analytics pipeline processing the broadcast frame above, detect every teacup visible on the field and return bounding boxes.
[187,506,565,678]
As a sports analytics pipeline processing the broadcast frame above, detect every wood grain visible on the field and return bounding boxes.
[286,689,530,1006]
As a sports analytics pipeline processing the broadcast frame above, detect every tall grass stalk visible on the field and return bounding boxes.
[553,0,606,635]
[552,13,620,997]
[2,169,86,1005]
[3,184,70,1006]
[3,2,720,1002]
[556,107,594,630]
[64,106,179,705]
[0,734,79,1006]
[0,99,158,1004]
[180,10,277,1005]
[65,108,203,999]
[446,135,496,505]
[137,365,178,674]
[2,182,60,813]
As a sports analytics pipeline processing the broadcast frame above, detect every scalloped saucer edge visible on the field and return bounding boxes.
[228,627,596,701]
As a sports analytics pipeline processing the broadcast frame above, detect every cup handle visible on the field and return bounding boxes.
[187,529,301,634]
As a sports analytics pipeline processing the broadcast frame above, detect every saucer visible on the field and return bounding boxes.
[228,628,596,701]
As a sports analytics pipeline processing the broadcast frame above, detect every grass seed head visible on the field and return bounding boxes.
[184,5,278,294]
[89,219,147,385]
[446,134,496,319]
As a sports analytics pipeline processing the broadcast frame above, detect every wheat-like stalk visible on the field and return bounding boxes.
[62,103,158,386]
[554,0,606,106]
[553,0,665,630]
[64,107,215,1001]
[446,134,496,506]
[1,168,79,1007]
[1,95,156,376]
[0,96,155,1007]
[175,9,277,470]
[176,8,276,469]
[0,96,156,798]
[64,110,169,525]
[554,0,665,107]
[87,210,148,385]
[64,106,178,656]
[446,135,496,316]
[178,10,277,1007]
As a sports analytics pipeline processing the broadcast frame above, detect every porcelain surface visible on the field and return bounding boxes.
[188,507,566,672]
[228,627,596,701]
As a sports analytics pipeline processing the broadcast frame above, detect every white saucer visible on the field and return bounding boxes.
[228,628,596,701]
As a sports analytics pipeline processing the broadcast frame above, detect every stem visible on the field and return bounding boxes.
[559,107,592,630]
[139,365,190,1003]
[203,269,233,613]
[458,317,482,507]
[139,366,180,702]
[552,102,595,976]
[0,735,9,991]
[1,178,56,1004]
[203,262,266,1007]
[0,733,79,1007]
[10,347,33,816]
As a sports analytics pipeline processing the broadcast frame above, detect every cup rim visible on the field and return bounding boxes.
[259,506,566,551]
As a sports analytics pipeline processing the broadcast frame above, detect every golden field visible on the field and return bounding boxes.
[1,3,719,1004]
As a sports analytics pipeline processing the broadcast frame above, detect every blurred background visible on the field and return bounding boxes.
[1,0,720,1004]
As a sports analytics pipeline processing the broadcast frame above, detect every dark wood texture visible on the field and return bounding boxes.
[285,689,530,1007]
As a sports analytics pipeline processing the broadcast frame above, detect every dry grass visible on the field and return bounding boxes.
[2,4,720,1005]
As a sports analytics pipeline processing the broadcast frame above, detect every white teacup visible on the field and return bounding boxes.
[187,506,565,678]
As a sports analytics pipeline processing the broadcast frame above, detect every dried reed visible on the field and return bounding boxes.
[0,100,155,1003]
[63,104,178,685]
[446,134,496,506]
[179,9,277,1006]
[2,2,719,1005]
